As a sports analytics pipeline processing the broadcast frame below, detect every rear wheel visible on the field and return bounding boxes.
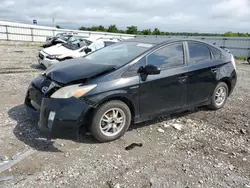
[90,100,131,142]
[247,57,250,64]
[208,82,228,110]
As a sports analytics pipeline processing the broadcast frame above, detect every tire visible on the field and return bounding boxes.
[90,100,131,142]
[247,57,250,64]
[208,82,229,110]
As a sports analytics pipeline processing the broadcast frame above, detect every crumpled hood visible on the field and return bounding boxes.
[43,44,72,55]
[45,58,115,84]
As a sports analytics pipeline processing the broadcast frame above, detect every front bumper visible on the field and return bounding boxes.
[38,51,59,69]
[38,58,59,69]
[25,84,92,139]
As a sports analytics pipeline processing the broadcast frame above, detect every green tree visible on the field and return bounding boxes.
[56,25,61,29]
[90,26,99,31]
[224,31,237,37]
[118,29,126,34]
[107,25,118,33]
[77,24,250,37]
[152,28,161,35]
[79,26,90,31]
[141,29,152,35]
[98,25,106,32]
[126,25,138,34]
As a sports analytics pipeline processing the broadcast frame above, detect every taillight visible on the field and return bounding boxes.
[231,54,236,70]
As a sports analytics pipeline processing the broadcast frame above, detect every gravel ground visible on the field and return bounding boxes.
[0,42,250,188]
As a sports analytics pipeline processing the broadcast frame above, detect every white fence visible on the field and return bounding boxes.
[0,21,250,57]
[0,21,135,42]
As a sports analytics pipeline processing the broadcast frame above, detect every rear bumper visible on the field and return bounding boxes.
[229,70,237,96]
[25,84,92,139]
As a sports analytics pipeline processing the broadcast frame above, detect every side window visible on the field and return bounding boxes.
[188,42,211,64]
[210,47,222,59]
[147,43,184,70]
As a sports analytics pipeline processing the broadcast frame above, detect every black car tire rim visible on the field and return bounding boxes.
[99,108,126,137]
[215,86,227,106]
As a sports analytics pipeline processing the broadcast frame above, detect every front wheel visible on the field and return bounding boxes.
[90,100,131,142]
[208,82,228,110]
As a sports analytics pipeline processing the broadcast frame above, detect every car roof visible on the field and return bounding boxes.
[83,37,121,42]
[125,37,216,47]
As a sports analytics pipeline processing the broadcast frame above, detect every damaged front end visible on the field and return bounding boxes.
[25,58,118,138]
[24,73,92,139]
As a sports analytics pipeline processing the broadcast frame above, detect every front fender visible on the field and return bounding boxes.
[86,88,140,118]
[88,89,132,105]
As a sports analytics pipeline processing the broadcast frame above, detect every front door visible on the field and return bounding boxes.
[139,42,188,118]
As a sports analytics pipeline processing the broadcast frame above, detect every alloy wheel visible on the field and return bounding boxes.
[99,108,126,137]
[215,86,227,106]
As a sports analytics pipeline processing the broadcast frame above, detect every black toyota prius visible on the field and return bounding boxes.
[25,38,237,142]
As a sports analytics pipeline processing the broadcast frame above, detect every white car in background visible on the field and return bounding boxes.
[38,37,121,68]
[42,34,85,48]
[46,32,79,41]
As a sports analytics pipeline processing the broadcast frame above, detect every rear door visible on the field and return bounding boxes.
[186,42,220,106]
[139,42,188,117]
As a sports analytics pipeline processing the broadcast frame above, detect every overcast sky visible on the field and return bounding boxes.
[1,0,250,33]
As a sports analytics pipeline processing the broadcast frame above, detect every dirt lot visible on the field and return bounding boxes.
[0,41,250,188]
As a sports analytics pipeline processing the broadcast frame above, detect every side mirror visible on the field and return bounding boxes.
[84,47,92,54]
[139,64,161,75]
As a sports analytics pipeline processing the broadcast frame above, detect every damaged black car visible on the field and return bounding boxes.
[25,38,237,142]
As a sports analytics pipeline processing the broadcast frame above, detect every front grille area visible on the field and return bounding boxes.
[39,52,44,60]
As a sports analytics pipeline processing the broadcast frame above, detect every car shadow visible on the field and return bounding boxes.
[241,62,250,65]
[9,104,208,152]
[129,107,208,131]
[30,64,45,70]
[8,105,100,152]
[9,105,62,152]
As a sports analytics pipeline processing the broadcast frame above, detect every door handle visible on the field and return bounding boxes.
[211,68,218,73]
[178,75,188,82]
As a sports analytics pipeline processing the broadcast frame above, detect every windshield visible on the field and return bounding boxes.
[62,38,92,50]
[56,33,64,38]
[85,42,153,67]
[68,36,88,42]
[84,39,93,46]
[59,35,72,41]
[62,43,77,50]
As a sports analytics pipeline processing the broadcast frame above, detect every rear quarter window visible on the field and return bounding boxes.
[188,42,211,64]
[210,47,222,59]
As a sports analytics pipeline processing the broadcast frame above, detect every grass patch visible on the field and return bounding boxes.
[235,56,249,61]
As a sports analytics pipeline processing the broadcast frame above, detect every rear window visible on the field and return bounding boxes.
[210,47,222,59]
